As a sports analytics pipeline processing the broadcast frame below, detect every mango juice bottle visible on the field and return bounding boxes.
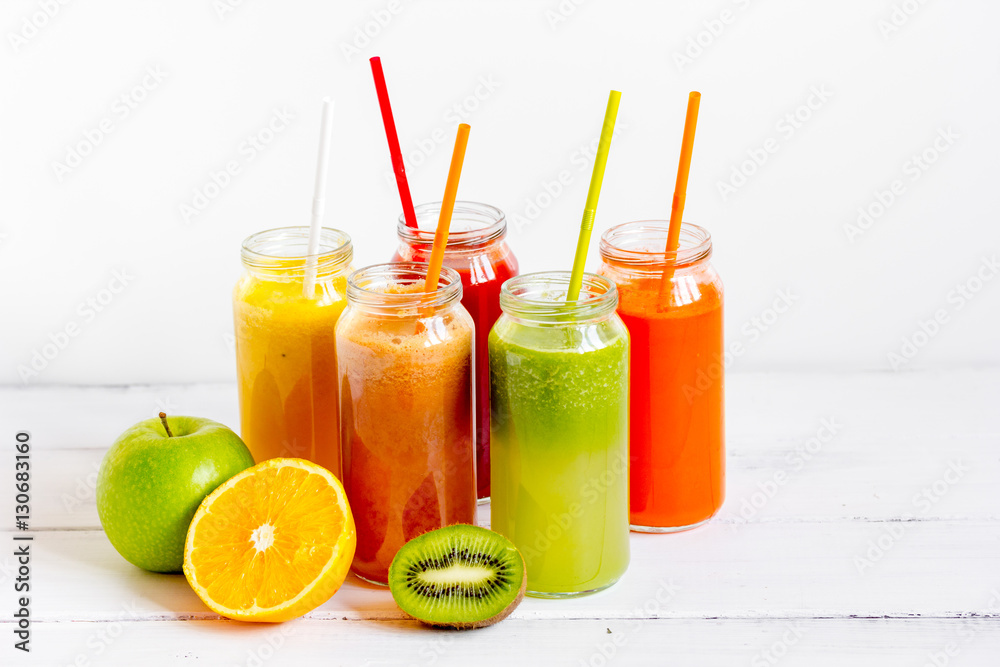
[599,221,724,531]
[233,227,352,476]
[337,263,476,584]
[489,272,630,597]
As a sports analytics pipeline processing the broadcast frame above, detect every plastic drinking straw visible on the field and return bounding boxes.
[303,97,335,299]
[424,123,471,293]
[566,90,622,302]
[370,56,418,229]
[662,91,701,286]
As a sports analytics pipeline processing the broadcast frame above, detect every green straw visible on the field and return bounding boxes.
[566,89,621,302]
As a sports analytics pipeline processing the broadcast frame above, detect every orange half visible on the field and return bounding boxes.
[183,458,356,622]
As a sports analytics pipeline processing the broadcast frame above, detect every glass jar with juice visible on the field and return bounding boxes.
[337,262,476,584]
[233,227,352,476]
[392,201,518,501]
[489,272,630,597]
[599,221,724,531]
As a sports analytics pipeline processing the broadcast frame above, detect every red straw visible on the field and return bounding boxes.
[370,56,418,228]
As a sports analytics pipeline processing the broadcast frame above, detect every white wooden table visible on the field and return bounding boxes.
[4,371,999,665]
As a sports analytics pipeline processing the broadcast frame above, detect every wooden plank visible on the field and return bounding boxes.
[33,432,998,531]
[9,523,999,623]
[7,618,1000,666]
[7,371,998,451]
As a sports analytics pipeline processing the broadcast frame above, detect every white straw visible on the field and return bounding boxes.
[303,97,335,298]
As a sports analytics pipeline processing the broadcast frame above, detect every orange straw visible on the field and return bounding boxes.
[424,123,471,292]
[666,91,701,254]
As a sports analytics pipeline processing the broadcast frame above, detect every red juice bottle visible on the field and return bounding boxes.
[392,202,518,500]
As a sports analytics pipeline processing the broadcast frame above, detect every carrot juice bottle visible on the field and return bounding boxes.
[392,202,518,501]
[233,227,352,476]
[337,263,476,584]
[599,221,724,531]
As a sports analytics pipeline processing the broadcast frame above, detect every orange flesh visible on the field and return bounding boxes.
[187,464,347,611]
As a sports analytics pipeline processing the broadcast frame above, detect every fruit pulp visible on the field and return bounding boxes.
[489,318,630,596]
[337,286,476,584]
[392,247,518,499]
[233,271,346,476]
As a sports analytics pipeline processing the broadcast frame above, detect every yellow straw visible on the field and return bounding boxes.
[424,123,471,293]
[567,90,621,302]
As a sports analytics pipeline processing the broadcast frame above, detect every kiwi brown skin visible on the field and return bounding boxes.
[417,553,527,630]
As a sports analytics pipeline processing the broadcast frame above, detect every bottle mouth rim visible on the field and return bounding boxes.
[500,271,618,322]
[240,227,353,275]
[599,221,712,269]
[397,201,507,248]
[347,262,463,310]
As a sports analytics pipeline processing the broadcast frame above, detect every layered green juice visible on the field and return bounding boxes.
[489,317,630,596]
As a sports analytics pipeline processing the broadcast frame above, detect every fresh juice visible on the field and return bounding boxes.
[618,293,723,528]
[394,202,519,500]
[599,221,725,531]
[233,228,351,476]
[489,272,630,597]
[338,264,476,584]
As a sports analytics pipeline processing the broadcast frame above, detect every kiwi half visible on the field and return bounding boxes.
[388,524,527,629]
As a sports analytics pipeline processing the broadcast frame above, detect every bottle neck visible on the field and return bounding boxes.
[397,201,507,253]
[241,227,352,279]
[600,221,712,274]
[347,262,463,316]
[500,271,618,325]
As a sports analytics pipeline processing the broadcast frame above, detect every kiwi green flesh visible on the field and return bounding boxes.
[388,524,527,629]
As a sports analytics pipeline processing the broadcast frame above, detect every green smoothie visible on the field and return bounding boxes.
[489,311,630,597]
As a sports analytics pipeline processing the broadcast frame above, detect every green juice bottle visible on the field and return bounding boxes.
[489,271,630,597]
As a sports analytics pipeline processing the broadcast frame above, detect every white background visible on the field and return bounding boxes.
[2,0,998,385]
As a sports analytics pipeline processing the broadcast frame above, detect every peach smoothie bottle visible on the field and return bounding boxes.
[599,221,725,532]
[337,262,476,584]
[233,227,352,476]
[391,201,519,501]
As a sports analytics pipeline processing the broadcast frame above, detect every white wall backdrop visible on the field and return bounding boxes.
[2,0,998,385]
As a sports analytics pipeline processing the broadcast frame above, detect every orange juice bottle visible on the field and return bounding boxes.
[233,227,352,477]
[599,221,724,531]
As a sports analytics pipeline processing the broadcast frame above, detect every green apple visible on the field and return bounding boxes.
[97,413,254,573]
